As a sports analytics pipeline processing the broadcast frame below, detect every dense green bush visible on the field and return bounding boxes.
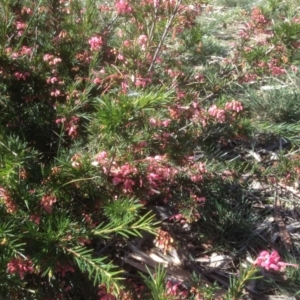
[1,0,299,299]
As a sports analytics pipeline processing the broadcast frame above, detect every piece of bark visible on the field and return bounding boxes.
[274,196,292,250]
[125,243,226,299]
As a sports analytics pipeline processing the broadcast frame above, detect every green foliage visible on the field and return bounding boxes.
[67,246,123,292]
[93,89,172,135]
[93,206,158,238]
[199,179,259,249]
[224,265,261,300]
[140,265,169,300]
[272,21,300,47]
[104,197,144,224]
[216,0,254,8]
[244,88,300,124]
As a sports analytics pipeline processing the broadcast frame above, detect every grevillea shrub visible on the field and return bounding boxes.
[0,0,299,299]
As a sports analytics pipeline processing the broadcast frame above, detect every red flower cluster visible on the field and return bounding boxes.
[7,258,34,279]
[166,280,188,298]
[0,187,17,213]
[40,193,57,214]
[254,250,298,271]
[88,36,103,51]
[115,0,133,15]
[110,163,138,193]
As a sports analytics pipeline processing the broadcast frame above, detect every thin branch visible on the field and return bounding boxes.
[148,0,183,73]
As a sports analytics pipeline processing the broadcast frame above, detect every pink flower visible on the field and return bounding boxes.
[268,64,287,76]
[148,172,162,181]
[208,105,218,116]
[112,176,123,185]
[176,89,186,99]
[46,77,58,84]
[123,179,135,192]
[14,71,29,81]
[55,117,66,124]
[43,54,54,61]
[166,280,188,298]
[208,105,226,123]
[15,22,26,30]
[251,6,268,26]
[169,213,184,221]
[135,76,151,88]
[123,40,131,47]
[21,7,33,15]
[191,174,203,182]
[254,250,298,271]
[30,214,41,225]
[88,36,103,51]
[51,57,62,65]
[7,258,34,279]
[149,117,159,126]
[20,46,33,56]
[225,100,243,112]
[115,0,132,15]
[56,116,80,139]
[215,110,226,123]
[291,65,298,73]
[195,196,206,203]
[0,187,17,213]
[121,81,128,93]
[93,78,101,84]
[96,151,108,162]
[51,89,61,97]
[41,194,57,214]
[194,73,205,82]
[137,34,148,50]
[198,162,207,173]
[162,119,171,127]
[15,21,26,35]
[117,53,124,61]
[68,125,77,138]
[138,34,148,46]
